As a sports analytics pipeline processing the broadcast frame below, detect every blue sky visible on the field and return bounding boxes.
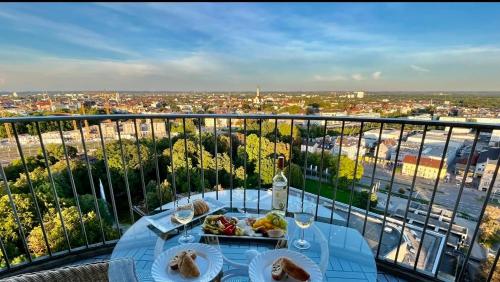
[1,3,500,91]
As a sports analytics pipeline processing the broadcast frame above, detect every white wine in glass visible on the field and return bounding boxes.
[293,202,315,250]
[174,198,195,244]
[294,212,314,229]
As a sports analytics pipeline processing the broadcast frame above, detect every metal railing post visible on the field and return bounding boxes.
[376,124,405,258]
[362,122,384,236]
[150,118,163,210]
[166,119,177,200]
[78,120,106,244]
[434,129,480,277]
[285,119,294,215]
[35,122,72,251]
[58,121,88,247]
[458,155,500,281]
[413,127,453,270]
[11,123,52,255]
[214,118,218,200]
[133,119,148,214]
[97,123,121,236]
[301,120,311,206]
[315,120,328,220]
[330,121,345,224]
[116,120,135,223]
[198,118,205,197]
[0,162,32,261]
[346,122,364,227]
[394,124,428,263]
[229,118,233,208]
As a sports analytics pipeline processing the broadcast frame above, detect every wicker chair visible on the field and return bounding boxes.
[2,258,138,282]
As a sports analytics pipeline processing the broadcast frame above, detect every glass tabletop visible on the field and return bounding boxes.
[109,190,376,282]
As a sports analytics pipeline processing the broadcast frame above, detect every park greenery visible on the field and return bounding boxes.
[0,119,365,267]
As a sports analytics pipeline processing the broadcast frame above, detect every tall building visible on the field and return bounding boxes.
[252,86,262,110]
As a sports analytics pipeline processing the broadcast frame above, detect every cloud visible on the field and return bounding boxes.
[410,65,430,72]
[313,74,348,82]
[351,73,364,81]
[372,71,382,79]
[0,9,137,57]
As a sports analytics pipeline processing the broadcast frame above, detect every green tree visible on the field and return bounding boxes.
[38,144,77,163]
[27,207,117,257]
[277,122,300,142]
[0,194,36,243]
[284,163,303,188]
[254,158,276,185]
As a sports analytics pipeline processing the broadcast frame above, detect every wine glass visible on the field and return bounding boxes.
[174,197,195,244]
[292,201,315,250]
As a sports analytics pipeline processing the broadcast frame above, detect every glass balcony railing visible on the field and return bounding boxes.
[0,114,498,281]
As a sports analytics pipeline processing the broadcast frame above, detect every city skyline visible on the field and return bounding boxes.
[1,3,500,92]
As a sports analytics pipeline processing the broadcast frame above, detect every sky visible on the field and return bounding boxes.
[1,3,500,92]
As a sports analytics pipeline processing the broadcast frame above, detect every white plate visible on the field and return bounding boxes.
[145,198,225,234]
[151,243,223,282]
[249,249,323,282]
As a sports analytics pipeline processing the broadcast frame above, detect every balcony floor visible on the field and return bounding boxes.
[62,254,407,282]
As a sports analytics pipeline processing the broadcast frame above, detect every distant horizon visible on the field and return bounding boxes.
[2,90,500,96]
[1,3,500,91]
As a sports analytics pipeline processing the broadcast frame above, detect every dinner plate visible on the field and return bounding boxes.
[249,249,323,282]
[151,243,223,282]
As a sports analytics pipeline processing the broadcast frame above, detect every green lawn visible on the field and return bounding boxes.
[303,179,352,204]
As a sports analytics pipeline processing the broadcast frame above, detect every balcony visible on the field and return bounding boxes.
[0,114,498,281]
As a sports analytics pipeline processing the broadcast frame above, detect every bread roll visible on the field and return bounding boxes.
[271,257,285,280]
[178,252,200,278]
[193,199,209,216]
[282,257,310,281]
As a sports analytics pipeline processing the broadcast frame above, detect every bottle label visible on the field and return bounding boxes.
[272,183,287,211]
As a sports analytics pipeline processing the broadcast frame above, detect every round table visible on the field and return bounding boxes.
[109,190,377,281]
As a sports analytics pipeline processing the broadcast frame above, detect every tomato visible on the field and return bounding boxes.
[223,224,236,235]
[220,217,230,226]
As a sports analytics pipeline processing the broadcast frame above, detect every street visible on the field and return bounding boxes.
[360,163,485,219]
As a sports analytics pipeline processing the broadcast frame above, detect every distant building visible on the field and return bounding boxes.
[356,91,365,99]
[332,136,366,160]
[478,159,499,199]
[402,155,447,180]
[475,147,500,177]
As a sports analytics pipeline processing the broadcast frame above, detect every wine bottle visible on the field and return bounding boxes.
[272,156,288,215]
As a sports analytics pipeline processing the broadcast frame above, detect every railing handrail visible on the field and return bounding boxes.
[0,113,499,129]
[0,112,498,281]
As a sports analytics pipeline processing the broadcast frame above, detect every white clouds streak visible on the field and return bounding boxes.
[372,71,382,79]
[410,65,430,72]
[351,74,364,81]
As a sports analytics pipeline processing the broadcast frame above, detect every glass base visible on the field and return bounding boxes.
[178,234,195,244]
[293,238,311,250]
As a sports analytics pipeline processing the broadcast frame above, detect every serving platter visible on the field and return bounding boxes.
[145,197,226,234]
[198,213,289,242]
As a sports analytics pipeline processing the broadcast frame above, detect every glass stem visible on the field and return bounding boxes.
[184,223,188,237]
[301,228,305,242]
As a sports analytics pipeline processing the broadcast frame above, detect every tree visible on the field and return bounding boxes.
[0,194,36,242]
[284,163,303,188]
[38,144,77,163]
[254,158,276,185]
[480,255,499,282]
[277,122,300,142]
[27,206,117,257]
[479,206,500,249]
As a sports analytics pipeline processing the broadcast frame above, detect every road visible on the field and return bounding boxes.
[359,163,485,219]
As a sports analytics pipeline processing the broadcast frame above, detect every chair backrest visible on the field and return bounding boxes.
[2,258,138,282]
